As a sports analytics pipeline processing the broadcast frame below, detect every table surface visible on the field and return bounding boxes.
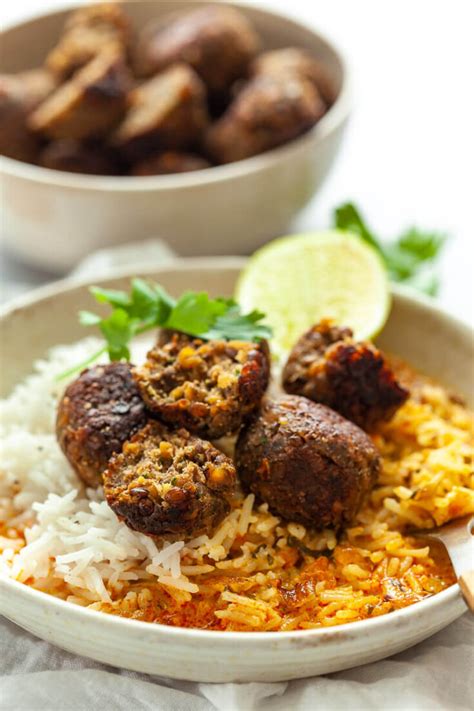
[0,3,473,710]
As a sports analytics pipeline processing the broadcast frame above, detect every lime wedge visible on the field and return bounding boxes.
[235,230,390,356]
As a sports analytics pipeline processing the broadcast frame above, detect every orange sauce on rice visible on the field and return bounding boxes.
[96,535,455,630]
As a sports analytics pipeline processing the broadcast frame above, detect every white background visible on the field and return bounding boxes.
[1,0,474,321]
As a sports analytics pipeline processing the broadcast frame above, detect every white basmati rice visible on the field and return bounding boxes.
[0,339,202,602]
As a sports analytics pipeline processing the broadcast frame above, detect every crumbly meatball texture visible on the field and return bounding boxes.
[56,362,148,488]
[104,421,236,538]
[46,2,130,79]
[29,47,132,140]
[39,139,118,175]
[235,395,380,529]
[204,73,326,164]
[0,69,57,161]
[251,47,336,105]
[133,334,270,439]
[135,5,260,91]
[282,320,409,430]
[112,64,209,161]
[130,151,210,176]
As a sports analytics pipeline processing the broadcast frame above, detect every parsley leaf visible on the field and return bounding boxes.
[333,202,447,296]
[398,266,440,297]
[78,310,102,326]
[90,286,131,309]
[204,306,272,341]
[58,280,272,378]
[99,308,135,362]
[129,278,175,324]
[164,291,229,335]
[397,227,446,262]
[333,202,382,253]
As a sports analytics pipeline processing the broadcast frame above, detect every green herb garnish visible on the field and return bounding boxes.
[60,278,272,378]
[333,202,447,296]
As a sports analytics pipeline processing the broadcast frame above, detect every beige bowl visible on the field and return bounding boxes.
[0,2,350,272]
[0,258,472,682]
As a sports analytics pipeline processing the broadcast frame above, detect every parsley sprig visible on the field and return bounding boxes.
[60,279,272,378]
[333,202,447,296]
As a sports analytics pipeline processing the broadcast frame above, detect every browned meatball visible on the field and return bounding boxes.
[155,328,193,348]
[104,421,236,538]
[130,151,211,176]
[133,333,270,439]
[135,5,260,91]
[46,2,130,79]
[112,64,208,162]
[29,47,132,140]
[282,320,409,430]
[235,395,380,529]
[251,47,336,105]
[0,69,56,162]
[204,73,326,164]
[39,139,118,175]
[56,362,147,487]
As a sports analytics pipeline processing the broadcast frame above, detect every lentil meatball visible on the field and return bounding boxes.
[130,150,210,176]
[133,333,270,439]
[282,320,409,430]
[112,64,209,162]
[46,2,130,79]
[56,362,147,487]
[104,421,236,538]
[235,395,380,529]
[204,73,326,164]
[135,5,260,91]
[39,139,119,175]
[29,47,132,140]
[0,69,57,162]
[155,328,193,348]
[251,47,336,105]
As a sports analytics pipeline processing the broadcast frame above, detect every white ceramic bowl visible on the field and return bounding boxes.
[0,2,350,272]
[0,258,471,682]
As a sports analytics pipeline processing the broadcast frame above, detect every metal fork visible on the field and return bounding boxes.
[412,515,474,612]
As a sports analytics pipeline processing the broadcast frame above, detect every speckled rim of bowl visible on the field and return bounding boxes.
[0,2,351,191]
[0,258,470,647]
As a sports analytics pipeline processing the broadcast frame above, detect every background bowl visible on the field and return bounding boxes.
[0,1,350,272]
[0,258,471,682]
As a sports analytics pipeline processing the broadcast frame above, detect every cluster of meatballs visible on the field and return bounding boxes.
[57,332,269,538]
[57,321,408,541]
[0,3,333,176]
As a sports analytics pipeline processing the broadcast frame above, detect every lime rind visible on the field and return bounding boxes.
[235,230,391,357]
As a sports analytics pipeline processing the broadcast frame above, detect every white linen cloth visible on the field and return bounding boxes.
[1,241,473,709]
